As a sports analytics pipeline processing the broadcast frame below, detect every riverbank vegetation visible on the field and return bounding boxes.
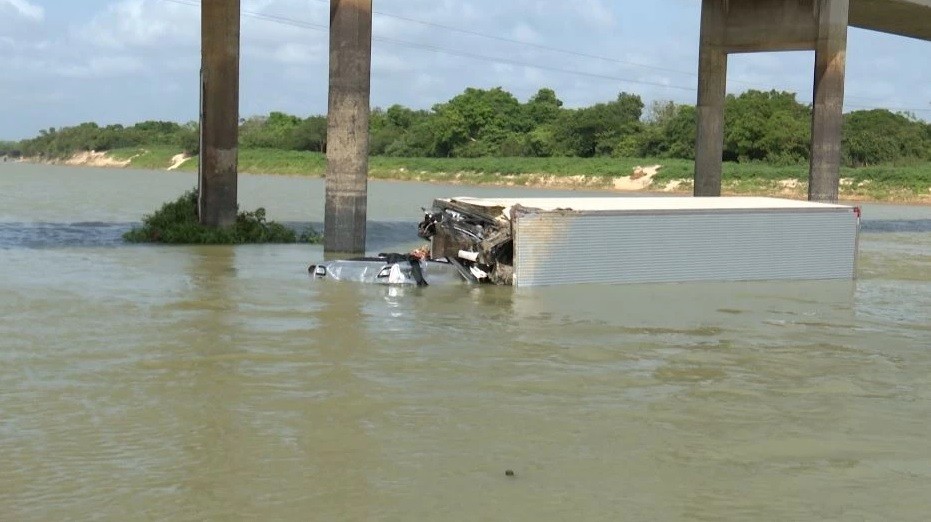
[96,147,930,200]
[0,140,19,157]
[123,189,321,244]
[8,87,930,200]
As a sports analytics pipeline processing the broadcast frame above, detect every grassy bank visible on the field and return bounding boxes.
[109,147,181,170]
[113,148,694,179]
[90,147,931,203]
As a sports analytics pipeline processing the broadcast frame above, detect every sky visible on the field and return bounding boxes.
[1,0,929,140]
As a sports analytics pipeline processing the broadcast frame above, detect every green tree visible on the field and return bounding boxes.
[429,87,529,157]
[723,90,810,163]
[523,125,558,157]
[385,104,419,129]
[661,105,697,159]
[370,105,428,155]
[0,140,20,157]
[132,120,183,143]
[289,116,327,152]
[525,88,564,127]
[378,107,433,156]
[842,109,929,166]
[555,92,644,157]
[639,101,696,159]
[12,85,930,170]
[239,111,301,149]
[177,121,199,155]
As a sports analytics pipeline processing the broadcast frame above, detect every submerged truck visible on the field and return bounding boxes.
[311,196,861,287]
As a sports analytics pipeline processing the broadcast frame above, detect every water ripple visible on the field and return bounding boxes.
[0,220,420,250]
[860,219,931,233]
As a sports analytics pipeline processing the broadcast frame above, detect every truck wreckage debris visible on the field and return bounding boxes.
[416,198,516,285]
[308,197,517,286]
[309,196,861,287]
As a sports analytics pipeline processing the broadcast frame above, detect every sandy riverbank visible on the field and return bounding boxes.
[64,150,146,168]
[16,150,931,204]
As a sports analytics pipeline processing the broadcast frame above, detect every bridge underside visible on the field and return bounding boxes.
[850,0,931,41]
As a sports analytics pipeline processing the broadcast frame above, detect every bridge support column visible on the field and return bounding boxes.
[325,0,373,255]
[695,0,728,197]
[809,0,849,202]
[199,0,240,228]
[693,0,849,202]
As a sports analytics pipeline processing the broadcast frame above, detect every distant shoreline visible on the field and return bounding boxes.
[14,149,931,205]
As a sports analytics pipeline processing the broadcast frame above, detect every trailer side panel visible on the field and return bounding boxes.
[513,208,858,286]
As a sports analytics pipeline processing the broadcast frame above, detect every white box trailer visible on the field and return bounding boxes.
[423,196,860,287]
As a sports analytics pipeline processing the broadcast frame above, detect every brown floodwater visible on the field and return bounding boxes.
[1,163,929,520]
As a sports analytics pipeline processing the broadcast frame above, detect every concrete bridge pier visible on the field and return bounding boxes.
[810,0,849,202]
[199,0,241,227]
[694,0,850,203]
[324,0,373,255]
[694,0,728,197]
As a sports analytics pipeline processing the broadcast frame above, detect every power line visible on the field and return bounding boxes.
[307,0,700,79]
[161,0,929,113]
[305,0,915,108]
[163,0,328,30]
[162,0,696,93]
[372,37,695,92]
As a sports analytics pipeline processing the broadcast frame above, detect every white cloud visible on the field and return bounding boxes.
[510,23,542,44]
[0,0,44,21]
[0,36,50,52]
[78,0,197,49]
[572,0,616,28]
[372,51,415,75]
[57,56,145,78]
[8,52,144,79]
[271,42,324,65]
[240,5,328,48]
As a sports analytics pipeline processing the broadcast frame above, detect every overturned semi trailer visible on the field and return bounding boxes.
[417,196,860,287]
[310,196,860,286]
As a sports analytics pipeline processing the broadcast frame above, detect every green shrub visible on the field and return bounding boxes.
[123,189,321,244]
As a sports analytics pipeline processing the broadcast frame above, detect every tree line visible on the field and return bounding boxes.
[6,121,199,159]
[6,87,930,168]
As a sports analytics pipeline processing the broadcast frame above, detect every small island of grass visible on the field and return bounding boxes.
[123,189,321,244]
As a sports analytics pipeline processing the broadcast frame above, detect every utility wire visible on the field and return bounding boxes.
[163,0,695,92]
[306,0,917,108]
[307,0,700,79]
[162,0,929,113]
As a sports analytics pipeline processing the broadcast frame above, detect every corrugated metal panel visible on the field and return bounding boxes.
[513,209,858,286]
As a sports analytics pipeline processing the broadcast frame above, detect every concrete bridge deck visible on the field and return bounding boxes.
[850,0,931,40]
